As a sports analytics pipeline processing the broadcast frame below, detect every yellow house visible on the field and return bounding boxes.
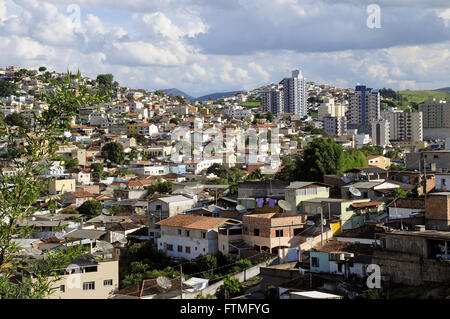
[366,155,391,170]
[126,122,139,135]
[49,178,76,195]
[47,257,119,299]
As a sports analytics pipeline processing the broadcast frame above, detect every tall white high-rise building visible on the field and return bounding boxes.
[348,85,381,133]
[281,69,307,117]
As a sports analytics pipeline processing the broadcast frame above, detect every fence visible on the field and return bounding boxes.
[182,256,278,299]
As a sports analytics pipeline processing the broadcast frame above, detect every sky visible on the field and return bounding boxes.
[0,0,450,96]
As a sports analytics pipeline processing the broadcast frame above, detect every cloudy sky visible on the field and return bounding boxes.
[1,0,450,96]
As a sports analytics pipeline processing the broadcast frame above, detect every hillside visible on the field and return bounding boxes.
[398,90,450,105]
[194,90,245,101]
[158,88,244,102]
[159,88,195,101]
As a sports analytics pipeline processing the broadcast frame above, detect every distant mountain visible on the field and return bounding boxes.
[159,88,195,101]
[433,87,450,92]
[158,88,245,102]
[194,91,245,101]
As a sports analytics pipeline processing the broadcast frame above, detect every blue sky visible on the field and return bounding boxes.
[0,0,450,96]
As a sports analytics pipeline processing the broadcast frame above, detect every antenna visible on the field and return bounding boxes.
[278,200,293,212]
[349,186,362,197]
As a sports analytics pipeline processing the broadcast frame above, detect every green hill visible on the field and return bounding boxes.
[398,90,450,105]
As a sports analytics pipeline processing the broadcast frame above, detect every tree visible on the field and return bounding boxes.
[0,71,104,298]
[38,66,47,72]
[96,74,114,99]
[0,79,18,97]
[207,163,229,178]
[169,117,181,125]
[264,285,279,299]
[64,158,79,169]
[275,157,296,181]
[91,163,104,180]
[4,113,28,129]
[77,200,103,217]
[295,137,344,182]
[266,112,274,122]
[357,288,381,299]
[391,188,408,200]
[360,145,384,157]
[216,275,244,299]
[342,149,367,172]
[102,142,125,165]
[246,168,262,181]
[146,180,173,197]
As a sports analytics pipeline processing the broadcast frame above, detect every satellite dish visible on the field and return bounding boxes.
[349,186,362,197]
[236,205,247,213]
[156,276,173,290]
[278,200,292,211]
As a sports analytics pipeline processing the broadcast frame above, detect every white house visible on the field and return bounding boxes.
[156,214,230,259]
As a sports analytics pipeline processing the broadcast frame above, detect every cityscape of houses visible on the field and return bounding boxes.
[1,64,450,300]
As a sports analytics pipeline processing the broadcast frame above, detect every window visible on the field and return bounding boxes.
[83,282,95,291]
[60,285,65,293]
[275,229,283,237]
[202,232,206,239]
[104,279,113,286]
[254,229,260,236]
[156,205,162,210]
[293,228,302,236]
[185,230,190,237]
[178,245,183,252]
[185,246,191,254]
[178,229,182,235]
[166,244,173,251]
[312,257,320,268]
[84,266,98,273]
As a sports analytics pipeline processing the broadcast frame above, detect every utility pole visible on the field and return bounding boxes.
[179,265,183,299]
[424,159,427,201]
[318,207,324,246]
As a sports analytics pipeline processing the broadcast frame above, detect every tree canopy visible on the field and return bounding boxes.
[102,142,125,165]
[0,80,19,97]
[77,200,103,217]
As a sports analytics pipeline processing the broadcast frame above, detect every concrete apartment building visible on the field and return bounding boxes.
[45,256,119,299]
[383,108,423,142]
[371,119,390,147]
[262,86,284,115]
[419,99,450,128]
[156,214,231,259]
[348,85,381,134]
[281,69,308,117]
[419,99,450,139]
[318,98,346,120]
[323,116,347,136]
